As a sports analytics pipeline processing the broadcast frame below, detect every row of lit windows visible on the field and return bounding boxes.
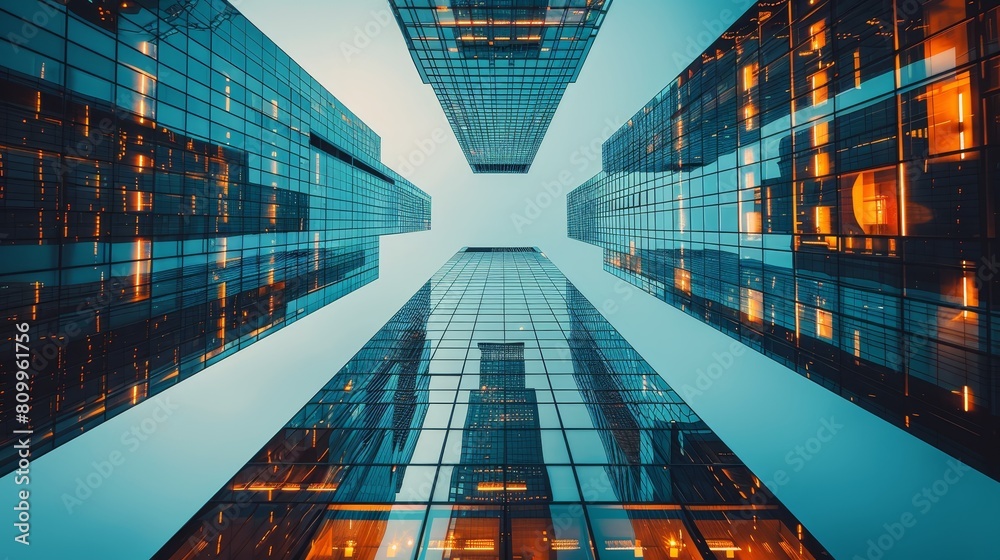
[0,0,429,474]
[568,0,998,475]
[153,249,824,557]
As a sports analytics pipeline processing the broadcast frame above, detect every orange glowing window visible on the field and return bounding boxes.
[810,70,829,106]
[743,103,756,130]
[551,539,581,551]
[912,72,974,156]
[675,269,692,295]
[742,288,763,324]
[131,191,152,212]
[742,62,758,92]
[809,21,826,51]
[813,152,829,177]
[814,206,832,234]
[476,482,517,492]
[853,50,862,88]
[812,121,829,147]
[961,271,979,319]
[132,239,152,301]
[840,167,899,236]
[912,0,965,38]
[816,309,833,340]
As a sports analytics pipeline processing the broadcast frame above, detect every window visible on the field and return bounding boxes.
[742,288,763,325]
[839,167,898,236]
[816,309,833,340]
[900,71,976,158]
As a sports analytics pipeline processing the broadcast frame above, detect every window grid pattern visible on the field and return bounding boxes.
[567,0,999,479]
[0,0,431,474]
[389,0,612,174]
[154,248,831,560]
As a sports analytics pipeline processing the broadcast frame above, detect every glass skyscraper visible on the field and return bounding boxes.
[154,248,830,560]
[0,0,431,474]
[567,0,999,479]
[388,0,612,174]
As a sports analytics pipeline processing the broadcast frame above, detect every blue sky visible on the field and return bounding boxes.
[2,1,998,558]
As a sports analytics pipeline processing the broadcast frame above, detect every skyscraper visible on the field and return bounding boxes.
[154,248,830,560]
[0,0,431,474]
[567,0,999,479]
[450,342,553,507]
[388,0,612,173]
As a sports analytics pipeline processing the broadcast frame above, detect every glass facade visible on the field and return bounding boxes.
[0,0,431,474]
[388,1,612,174]
[567,0,999,478]
[153,247,830,560]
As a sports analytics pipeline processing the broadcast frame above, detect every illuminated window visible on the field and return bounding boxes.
[131,239,152,301]
[961,268,980,319]
[811,121,829,148]
[130,191,152,212]
[810,69,828,106]
[839,167,898,236]
[809,20,826,51]
[742,188,762,235]
[905,72,974,156]
[816,309,833,340]
[742,288,763,325]
[898,0,966,41]
[807,205,838,249]
[743,103,756,130]
[813,151,829,177]
[813,206,832,234]
[899,9,971,86]
[675,269,691,295]
[742,62,758,91]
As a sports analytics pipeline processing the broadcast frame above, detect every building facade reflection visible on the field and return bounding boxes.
[387,1,612,173]
[567,0,999,479]
[154,248,829,560]
[0,0,431,474]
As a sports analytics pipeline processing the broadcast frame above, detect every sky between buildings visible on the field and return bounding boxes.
[3,1,998,559]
